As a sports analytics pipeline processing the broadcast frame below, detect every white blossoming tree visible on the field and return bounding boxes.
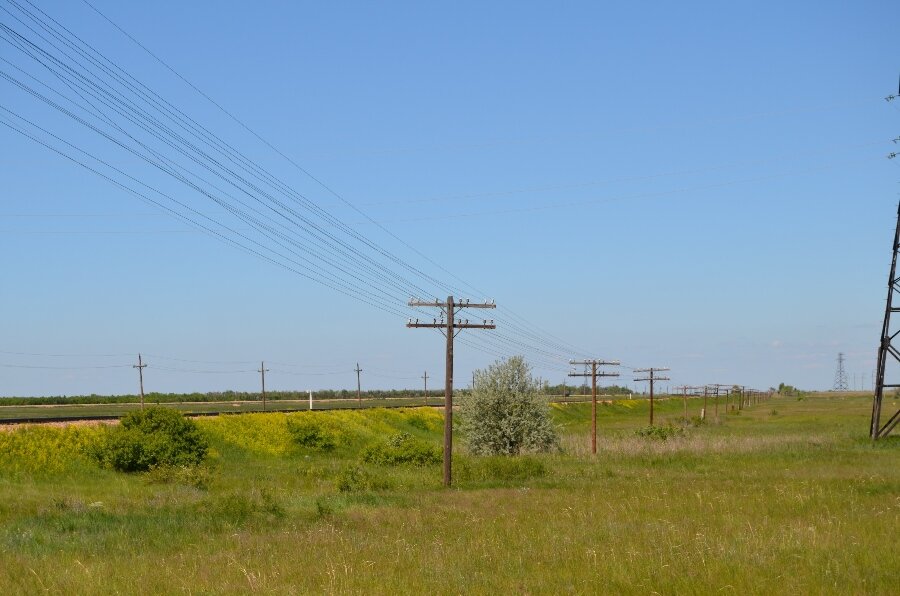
[459,355,559,455]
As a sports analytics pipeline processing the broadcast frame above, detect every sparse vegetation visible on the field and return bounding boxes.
[361,432,441,466]
[634,423,684,440]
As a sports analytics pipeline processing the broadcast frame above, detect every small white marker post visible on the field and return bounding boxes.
[308,390,313,411]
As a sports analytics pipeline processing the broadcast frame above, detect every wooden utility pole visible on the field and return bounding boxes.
[739,385,745,411]
[258,361,270,411]
[702,385,709,419]
[422,370,429,406]
[568,359,620,454]
[133,353,147,410]
[355,362,362,404]
[407,296,495,487]
[674,385,691,418]
[634,367,670,425]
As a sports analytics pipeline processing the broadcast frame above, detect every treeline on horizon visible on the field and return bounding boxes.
[0,384,640,406]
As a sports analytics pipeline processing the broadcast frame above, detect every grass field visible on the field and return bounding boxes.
[0,393,897,594]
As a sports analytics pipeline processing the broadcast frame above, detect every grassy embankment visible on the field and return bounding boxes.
[0,393,897,593]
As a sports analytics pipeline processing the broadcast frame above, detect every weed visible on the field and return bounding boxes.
[335,465,391,492]
[456,456,546,483]
[315,498,335,518]
[195,489,283,526]
[361,432,441,466]
[286,417,337,451]
[634,425,685,441]
[145,464,213,489]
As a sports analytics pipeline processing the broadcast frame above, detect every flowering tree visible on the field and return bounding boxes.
[459,356,559,455]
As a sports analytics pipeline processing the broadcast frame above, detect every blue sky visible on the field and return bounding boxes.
[0,0,897,396]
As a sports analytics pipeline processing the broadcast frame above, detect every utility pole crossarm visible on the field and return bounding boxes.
[408,299,496,309]
[407,318,496,329]
[568,371,620,377]
[570,359,620,366]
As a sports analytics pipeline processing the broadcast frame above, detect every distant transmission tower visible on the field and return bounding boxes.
[833,352,849,391]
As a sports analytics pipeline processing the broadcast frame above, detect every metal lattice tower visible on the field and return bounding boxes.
[833,352,849,391]
[872,202,900,439]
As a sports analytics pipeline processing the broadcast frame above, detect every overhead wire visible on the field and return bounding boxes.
[0,1,611,373]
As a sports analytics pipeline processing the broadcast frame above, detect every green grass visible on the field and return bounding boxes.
[0,394,896,594]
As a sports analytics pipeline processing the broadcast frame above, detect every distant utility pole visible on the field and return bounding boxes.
[355,362,363,404]
[407,296,496,487]
[702,385,709,419]
[569,359,620,454]
[422,370,429,406]
[133,353,147,410]
[833,352,849,391]
[634,367,670,425]
[709,384,731,419]
[675,385,690,418]
[258,361,270,411]
[739,385,745,411]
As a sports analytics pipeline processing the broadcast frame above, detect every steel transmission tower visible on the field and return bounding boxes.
[872,202,900,439]
[833,352,849,391]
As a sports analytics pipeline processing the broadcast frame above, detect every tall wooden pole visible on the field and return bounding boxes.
[133,354,147,410]
[590,361,597,454]
[444,296,455,487]
[568,359,620,454]
[422,371,428,406]
[634,368,669,425]
[407,296,495,487]
[258,361,269,412]
[355,362,362,404]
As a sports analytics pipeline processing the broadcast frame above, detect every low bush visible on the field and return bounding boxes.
[634,425,684,441]
[361,432,441,466]
[286,416,337,451]
[456,456,546,483]
[195,489,283,526]
[93,407,208,472]
[336,464,392,492]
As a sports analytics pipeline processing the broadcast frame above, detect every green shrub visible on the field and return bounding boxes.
[336,464,392,492]
[93,407,208,472]
[361,432,441,466]
[286,417,337,451]
[634,425,684,441]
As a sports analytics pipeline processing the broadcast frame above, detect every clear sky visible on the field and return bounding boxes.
[0,0,898,396]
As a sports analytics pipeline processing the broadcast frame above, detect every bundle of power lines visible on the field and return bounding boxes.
[0,0,601,378]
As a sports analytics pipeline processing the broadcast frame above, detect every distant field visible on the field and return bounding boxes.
[0,396,433,421]
[0,393,896,593]
[0,393,623,422]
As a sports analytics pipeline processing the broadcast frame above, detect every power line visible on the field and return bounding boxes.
[0,2,602,376]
